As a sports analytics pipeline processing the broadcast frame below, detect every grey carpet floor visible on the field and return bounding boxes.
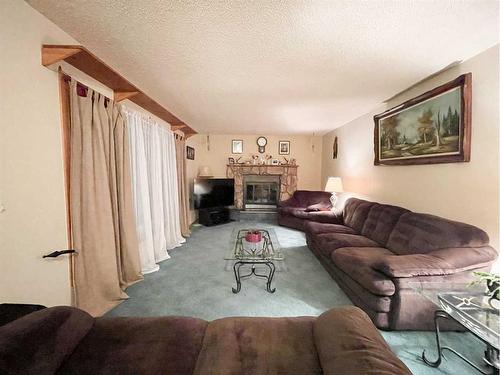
[108,222,486,375]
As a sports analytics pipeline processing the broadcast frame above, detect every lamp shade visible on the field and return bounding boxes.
[324,177,343,193]
[198,165,213,178]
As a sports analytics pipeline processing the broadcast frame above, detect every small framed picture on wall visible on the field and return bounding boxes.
[186,146,195,160]
[232,139,243,154]
[279,140,290,155]
[332,136,338,159]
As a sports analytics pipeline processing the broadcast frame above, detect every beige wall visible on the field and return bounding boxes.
[0,1,80,306]
[186,134,323,222]
[321,45,500,257]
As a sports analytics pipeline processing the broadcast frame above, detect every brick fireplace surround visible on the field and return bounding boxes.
[226,164,298,209]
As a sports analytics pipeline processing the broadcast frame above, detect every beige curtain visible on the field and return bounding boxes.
[69,80,142,316]
[175,134,191,237]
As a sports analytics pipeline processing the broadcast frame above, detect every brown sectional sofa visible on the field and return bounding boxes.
[282,196,497,330]
[0,305,412,375]
[278,190,340,231]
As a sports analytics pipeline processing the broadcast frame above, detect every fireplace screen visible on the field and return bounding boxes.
[244,175,280,209]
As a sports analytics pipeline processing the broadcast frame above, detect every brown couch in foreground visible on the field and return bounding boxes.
[0,305,412,375]
[303,198,498,330]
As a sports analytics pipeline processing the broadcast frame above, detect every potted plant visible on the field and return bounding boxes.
[470,271,500,300]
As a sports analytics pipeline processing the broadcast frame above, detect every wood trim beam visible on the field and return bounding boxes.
[42,46,82,66]
[114,91,139,102]
[41,44,196,134]
[172,124,197,138]
[171,124,188,130]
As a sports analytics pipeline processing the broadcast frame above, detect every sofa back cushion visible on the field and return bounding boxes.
[361,204,409,246]
[343,198,377,233]
[290,190,331,208]
[0,306,94,375]
[193,316,321,375]
[386,212,490,255]
[59,315,208,375]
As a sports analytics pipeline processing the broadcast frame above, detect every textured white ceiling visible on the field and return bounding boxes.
[28,0,499,134]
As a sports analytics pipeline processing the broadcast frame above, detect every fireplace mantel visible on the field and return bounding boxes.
[226,164,298,209]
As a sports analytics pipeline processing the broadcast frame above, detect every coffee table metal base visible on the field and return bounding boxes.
[423,309,499,375]
[232,261,276,294]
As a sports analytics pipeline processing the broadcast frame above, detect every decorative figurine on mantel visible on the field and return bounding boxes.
[265,154,273,165]
[252,154,259,165]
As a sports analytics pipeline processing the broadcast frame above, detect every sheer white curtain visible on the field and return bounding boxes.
[123,107,184,274]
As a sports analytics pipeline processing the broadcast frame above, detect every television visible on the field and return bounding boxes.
[194,178,235,209]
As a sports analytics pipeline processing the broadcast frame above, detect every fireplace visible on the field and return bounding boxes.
[243,175,280,209]
[226,164,298,209]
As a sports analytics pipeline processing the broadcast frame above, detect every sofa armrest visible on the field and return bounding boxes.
[373,246,498,278]
[0,304,46,327]
[0,307,94,375]
[313,307,412,375]
[278,196,298,208]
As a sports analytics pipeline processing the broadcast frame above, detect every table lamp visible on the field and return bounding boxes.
[198,165,213,178]
[324,177,343,207]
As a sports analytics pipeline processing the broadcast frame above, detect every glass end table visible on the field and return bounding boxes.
[224,228,284,294]
[410,282,499,375]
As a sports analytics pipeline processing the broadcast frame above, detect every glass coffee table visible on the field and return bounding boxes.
[411,282,499,375]
[225,227,284,294]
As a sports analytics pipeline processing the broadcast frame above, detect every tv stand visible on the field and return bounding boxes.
[198,207,230,226]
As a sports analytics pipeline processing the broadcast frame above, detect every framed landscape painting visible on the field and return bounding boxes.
[374,73,471,165]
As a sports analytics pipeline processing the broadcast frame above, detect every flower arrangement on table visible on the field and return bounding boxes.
[470,271,500,300]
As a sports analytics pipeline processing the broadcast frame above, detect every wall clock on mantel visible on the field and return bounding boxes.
[257,136,267,153]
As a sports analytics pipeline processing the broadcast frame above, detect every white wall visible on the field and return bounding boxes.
[0,1,80,306]
[186,134,323,223]
[321,45,500,258]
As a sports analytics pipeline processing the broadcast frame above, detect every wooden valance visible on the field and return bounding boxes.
[41,45,196,136]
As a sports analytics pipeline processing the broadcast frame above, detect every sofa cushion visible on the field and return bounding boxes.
[305,203,331,212]
[313,307,412,375]
[386,212,490,255]
[329,264,392,312]
[332,247,396,296]
[291,190,333,208]
[58,316,207,375]
[373,246,498,278]
[193,316,321,375]
[296,210,343,224]
[0,306,94,375]
[315,233,380,258]
[343,198,377,233]
[361,203,409,245]
[305,221,356,235]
